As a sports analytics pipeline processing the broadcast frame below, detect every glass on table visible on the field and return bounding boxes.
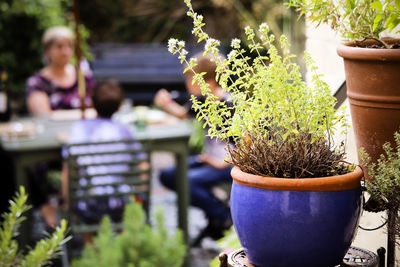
[134,106,149,131]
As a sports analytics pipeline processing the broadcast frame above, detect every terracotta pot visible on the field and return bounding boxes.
[230,166,363,267]
[337,39,400,179]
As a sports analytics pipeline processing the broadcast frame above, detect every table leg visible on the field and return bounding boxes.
[14,156,32,249]
[175,147,190,267]
[175,148,189,244]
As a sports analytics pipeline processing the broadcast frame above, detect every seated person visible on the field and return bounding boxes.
[25,26,95,228]
[62,80,145,224]
[155,53,233,243]
[26,26,95,116]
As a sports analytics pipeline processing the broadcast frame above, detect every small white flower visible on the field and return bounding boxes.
[210,38,221,46]
[168,38,178,47]
[181,49,188,57]
[168,38,178,53]
[197,15,203,21]
[205,38,221,52]
[178,41,185,48]
[244,26,251,33]
[189,57,198,65]
[231,38,241,49]
[227,50,237,61]
[259,23,269,34]
[270,34,275,41]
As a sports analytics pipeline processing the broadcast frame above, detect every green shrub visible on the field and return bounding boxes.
[360,132,400,211]
[71,201,186,267]
[0,186,69,267]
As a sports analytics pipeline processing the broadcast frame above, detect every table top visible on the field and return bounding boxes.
[1,115,192,153]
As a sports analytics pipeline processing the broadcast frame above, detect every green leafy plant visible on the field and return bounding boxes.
[168,0,348,178]
[71,201,186,267]
[0,186,69,267]
[360,131,400,253]
[360,132,400,211]
[287,0,400,48]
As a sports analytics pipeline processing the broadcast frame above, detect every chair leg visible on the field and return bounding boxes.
[61,243,69,267]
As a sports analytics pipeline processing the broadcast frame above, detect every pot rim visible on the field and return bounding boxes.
[231,166,363,191]
[337,38,400,61]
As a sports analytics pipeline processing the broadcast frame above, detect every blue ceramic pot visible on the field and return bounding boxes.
[230,166,363,267]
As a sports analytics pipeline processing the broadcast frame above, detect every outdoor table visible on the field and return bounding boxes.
[1,117,192,245]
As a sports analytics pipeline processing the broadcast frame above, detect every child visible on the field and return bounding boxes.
[155,53,233,243]
[62,80,144,224]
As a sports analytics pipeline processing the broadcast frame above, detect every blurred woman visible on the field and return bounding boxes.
[25,26,95,228]
[26,26,95,116]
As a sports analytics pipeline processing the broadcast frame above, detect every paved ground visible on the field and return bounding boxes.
[149,152,221,267]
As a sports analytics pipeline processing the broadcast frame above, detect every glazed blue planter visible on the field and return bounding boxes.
[230,166,363,267]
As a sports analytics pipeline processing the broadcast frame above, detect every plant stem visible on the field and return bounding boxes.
[355,37,390,49]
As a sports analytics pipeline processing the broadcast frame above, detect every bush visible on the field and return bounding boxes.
[0,186,69,267]
[71,201,186,267]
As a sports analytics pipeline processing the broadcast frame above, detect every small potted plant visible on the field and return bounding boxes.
[360,131,400,267]
[168,1,363,266]
[288,0,400,179]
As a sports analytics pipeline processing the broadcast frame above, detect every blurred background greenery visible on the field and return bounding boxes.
[0,0,304,110]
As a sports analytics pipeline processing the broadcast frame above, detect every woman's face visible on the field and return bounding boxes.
[46,38,73,66]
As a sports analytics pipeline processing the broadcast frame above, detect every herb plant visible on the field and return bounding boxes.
[71,201,186,267]
[0,187,69,267]
[287,0,400,48]
[169,0,349,178]
[360,131,400,211]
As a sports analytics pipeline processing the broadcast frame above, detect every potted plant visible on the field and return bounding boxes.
[287,0,400,180]
[360,131,400,267]
[168,1,363,266]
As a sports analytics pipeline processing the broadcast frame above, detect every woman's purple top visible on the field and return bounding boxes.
[26,72,96,110]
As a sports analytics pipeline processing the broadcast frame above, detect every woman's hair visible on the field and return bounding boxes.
[42,26,74,52]
[184,53,218,82]
[92,80,124,118]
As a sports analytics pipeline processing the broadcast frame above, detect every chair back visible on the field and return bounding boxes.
[66,139,151,234]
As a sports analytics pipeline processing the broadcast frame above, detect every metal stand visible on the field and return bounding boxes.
[219,247,379,267]
[387,207,397,267]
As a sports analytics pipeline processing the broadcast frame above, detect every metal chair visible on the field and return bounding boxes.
[65,139,151,235]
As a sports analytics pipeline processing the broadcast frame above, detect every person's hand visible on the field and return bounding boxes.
[154,89,173,109]
[198,154,230,169]
[154,88,188,119]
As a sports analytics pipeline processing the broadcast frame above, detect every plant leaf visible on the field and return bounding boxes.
[371,1,383,11]
[373,14,383,31]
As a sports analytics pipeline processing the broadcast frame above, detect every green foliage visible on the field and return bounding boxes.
[169,0,348,178]
[0,186,69,267]
[0,0,90,95]
[71,201,186,267]
[79,0,295,44]
[189,120,206,154]
[360,131,400,210]
[287,0,400,46]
